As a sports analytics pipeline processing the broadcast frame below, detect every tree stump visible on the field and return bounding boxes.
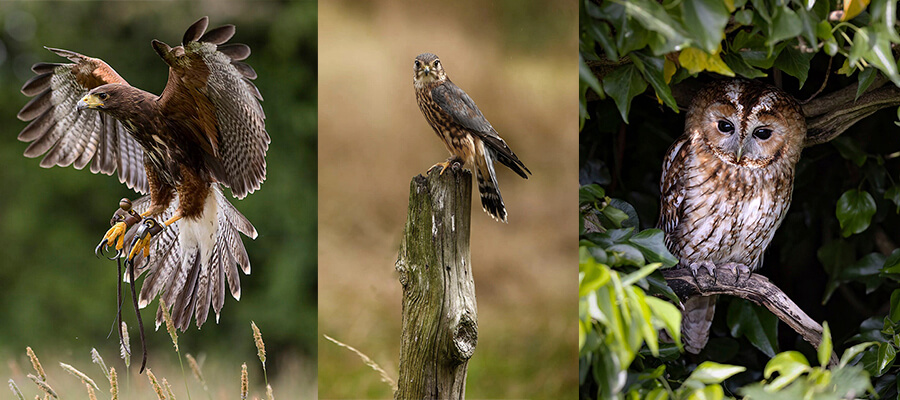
[395,165,478,400]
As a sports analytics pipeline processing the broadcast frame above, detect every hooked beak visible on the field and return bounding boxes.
[735,146,743,163]
[76,94,103,110]
[423,66,431,75]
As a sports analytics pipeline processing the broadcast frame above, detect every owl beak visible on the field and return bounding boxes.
[735,146,743,162]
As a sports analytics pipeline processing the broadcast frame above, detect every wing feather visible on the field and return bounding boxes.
[17,48,148,194]
[658,136,690,251]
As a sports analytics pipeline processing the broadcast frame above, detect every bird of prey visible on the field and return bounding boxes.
[16,17,269,334]
[413,53,530,222]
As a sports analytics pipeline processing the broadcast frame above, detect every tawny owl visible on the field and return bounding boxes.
[658,79,806,354]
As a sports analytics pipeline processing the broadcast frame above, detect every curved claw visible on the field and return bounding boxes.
[125,218,163,263]
[95,238,109,258]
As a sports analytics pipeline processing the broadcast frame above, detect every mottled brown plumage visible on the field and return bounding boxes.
[413,53,530,222]
[17,17,269,331]
[658,79,806,353]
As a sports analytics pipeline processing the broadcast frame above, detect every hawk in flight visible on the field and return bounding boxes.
[413,53,530,222]
[16,17,269,333]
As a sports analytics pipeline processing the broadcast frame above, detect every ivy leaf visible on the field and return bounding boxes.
[856,67,877,101]
[602,64,647,123]
[884,249,900,275]
[768,6,803,47]
[864,26,900,87]
[891,288,900,322]
[619,0,689,55]
[869,0,900,42]
[795,5,819,48]
[832,136,867,166]
[836,189,877,237]
[579,54,602,97]
[734,9,753,25]
[628,229,679,267]
[679,46,735,76]
[608,244,645,266]
[728,299,779,357]
[842,0,871,21]
[686,361,746,384]
[630,51,679,112]
[682,0,730,54]
[579,184,606,206]
[722,52,768,78]
[774,43,815,88]
[764,351,811,391]
[885,185,900,213]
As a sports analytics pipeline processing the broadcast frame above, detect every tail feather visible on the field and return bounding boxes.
[477,149,507,222]
[481,135,530,178]
[122,184,256,330]
[682,295,717,354]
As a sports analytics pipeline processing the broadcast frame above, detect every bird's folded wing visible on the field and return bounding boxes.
[17,48,148,194]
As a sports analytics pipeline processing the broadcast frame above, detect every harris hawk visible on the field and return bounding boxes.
[16,17,269,335]
[413,53,530,222]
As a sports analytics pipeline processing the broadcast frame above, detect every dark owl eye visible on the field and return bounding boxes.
[717,120,734,134]
[753,128,772,140]
[98,93,108,100]
[414,60,421,68]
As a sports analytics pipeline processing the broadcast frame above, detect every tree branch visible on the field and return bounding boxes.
[661,266,838,366]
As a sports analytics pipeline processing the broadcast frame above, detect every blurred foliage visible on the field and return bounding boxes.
[0,0,317,375]
[581,0,900,398]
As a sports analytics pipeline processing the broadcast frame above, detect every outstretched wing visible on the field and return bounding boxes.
[431,81,530,178]
[157,16,269,199]
[17,48,148,194]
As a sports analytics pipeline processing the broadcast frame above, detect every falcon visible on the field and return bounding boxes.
[413,53,530,222]
[16,17,269,333]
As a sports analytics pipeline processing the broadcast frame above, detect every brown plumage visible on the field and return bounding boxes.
[658,79,806,353]
[16,17,269,331]
[413,53,530,222]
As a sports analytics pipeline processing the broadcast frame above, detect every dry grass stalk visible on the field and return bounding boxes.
[84,380,98,400]
[185,353,208,390]
[240,363,248,400]
[323,334,397,390]
[90,348,110,381]
[251,321,266,368]
[146,369,165,400]
[25,347,46,382]
[26,374,57,399]
[109,367,118,400]
[162,377,176,400]
[160,299,179,352]
[8,378,25,400]
[59,362,100,391]
[266,384,274,400]
[120,322,131,368]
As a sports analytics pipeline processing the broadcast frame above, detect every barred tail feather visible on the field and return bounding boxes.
[477,149,507,223]
[682,295,717,354]
[125,184,256,330]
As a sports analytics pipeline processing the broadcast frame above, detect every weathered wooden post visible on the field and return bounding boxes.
[394,165,478,399]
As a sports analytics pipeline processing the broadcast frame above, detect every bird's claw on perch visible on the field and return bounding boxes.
[427,157,462,175]
[95,198,142,259]
[721,262,752,286]
[688,261,718,290]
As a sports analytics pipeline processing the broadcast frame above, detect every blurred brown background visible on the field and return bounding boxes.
[318,0,577,398]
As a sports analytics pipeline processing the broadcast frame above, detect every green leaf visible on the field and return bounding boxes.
[727,299,779,357]
[819,321,833,367]
[795,5,820,48]
[679,47,735,76]
[584,19,618,61]
[602,64,648,123]
[817,239,855,303]
[601,204,630,229]
[836,189,877,237]
[721,52,768,78]
[734,9,753,25]
[579,54,602,96]
[621,262,663,286]
[682,0,730,53]
[686,361,746,384]
[579,258,610,297]
[619,0,690,54]
[630,51,679,112]
[840,342,876,368]
[885,186,900,213]
[609,198,640,229]
[884,249,900,274]
[764,351,811,391]
[862,342,896,376]
[768,6,803,46]
[608,244,645,266]
[646,296,682,346]
[832,136,867,167]
[856,67,877,101]
[686,384,724,400]
[579,184,606,205]
[864,26,900,87]
[870,0,900,42]
[774,43,815,88]
[628,229,679,267]
[848,27,874,67]
[891,288,900,322]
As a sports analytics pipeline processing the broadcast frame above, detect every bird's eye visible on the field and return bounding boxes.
[753,128,772,140]
[434,60,440,68]
[98,93,108,100]
[414,60,421,69]
[717,120,734,134]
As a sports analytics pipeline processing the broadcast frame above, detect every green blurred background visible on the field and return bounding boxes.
[0,1,317,398]
[318,0,577,398]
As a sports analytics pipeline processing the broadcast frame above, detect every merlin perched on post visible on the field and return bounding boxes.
[413,53,530,222]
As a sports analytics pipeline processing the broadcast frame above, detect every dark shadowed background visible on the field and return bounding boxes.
[318,0,578,398]
[0,1,317,398]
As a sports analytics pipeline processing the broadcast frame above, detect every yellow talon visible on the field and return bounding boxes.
[128,233,153,261]
[429,160,452,175]
[103,221,128,250]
